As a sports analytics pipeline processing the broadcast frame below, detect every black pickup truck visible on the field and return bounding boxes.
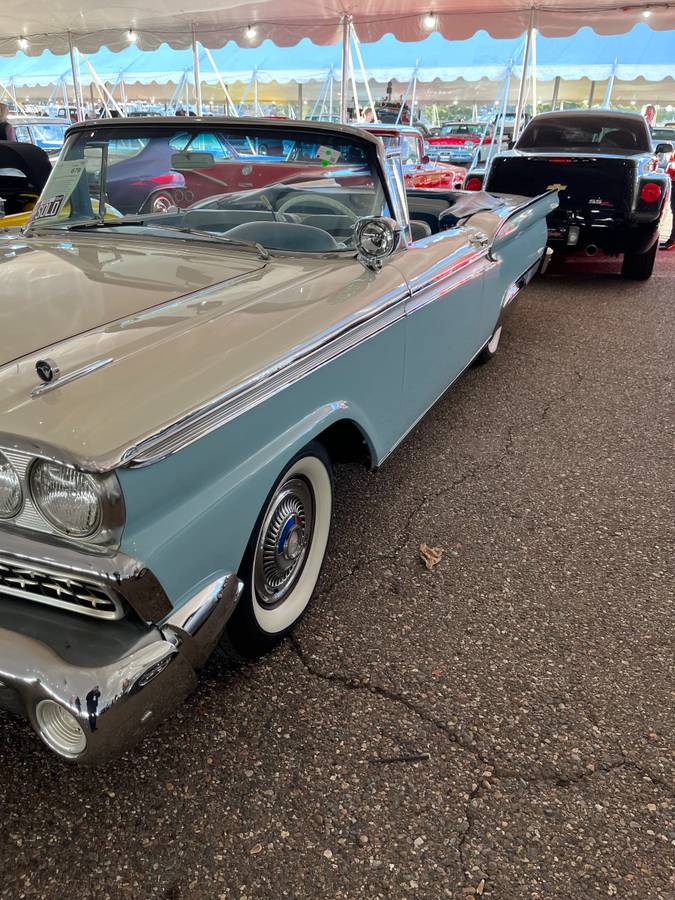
[482,110,672,279]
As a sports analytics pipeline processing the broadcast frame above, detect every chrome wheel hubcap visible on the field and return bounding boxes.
[254,477,314,606]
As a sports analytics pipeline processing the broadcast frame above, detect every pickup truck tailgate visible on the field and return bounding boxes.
[486,155,635,220]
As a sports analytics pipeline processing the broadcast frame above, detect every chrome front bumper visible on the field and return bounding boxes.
[0,530,242,763]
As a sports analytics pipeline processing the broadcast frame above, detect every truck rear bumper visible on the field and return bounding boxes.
[547,219,660,255]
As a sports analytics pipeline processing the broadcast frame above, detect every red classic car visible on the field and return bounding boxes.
[361,124,466,189]
[426,122,488,166]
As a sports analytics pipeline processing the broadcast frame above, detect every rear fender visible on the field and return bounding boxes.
[488,191,558,288]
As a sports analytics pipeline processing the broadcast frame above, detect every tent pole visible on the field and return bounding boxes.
[202,45,239,115]
[253,68,259,115]
[61,76,69,117]
[551,75,560,111]
[588,80,596,108]
[68,32,85,121]
[602,61,617,107]
[351,24,378,123]
[81,53,124,116]
[329,67,334,120]
[339,15,351,123]
[347,24,360,121]
[297,83,303,119]
[530,27,537,116]
[410,62,419,123]
[192,23,202,115]
[513,7,534,140]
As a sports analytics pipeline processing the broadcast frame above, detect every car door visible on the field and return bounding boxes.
[393,226,493,423]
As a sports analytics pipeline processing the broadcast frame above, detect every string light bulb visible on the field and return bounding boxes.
[422,12,437,30]
[642,7,652,15]
[18,36,28,50]
[127,28,138,42]
[245,24,257,40]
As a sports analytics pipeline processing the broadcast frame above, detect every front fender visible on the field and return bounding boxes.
[118,401,376,613]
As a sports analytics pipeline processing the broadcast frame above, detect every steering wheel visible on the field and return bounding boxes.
[277,192,360,222]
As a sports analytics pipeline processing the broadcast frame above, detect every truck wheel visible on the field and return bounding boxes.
[621,240,657,280]
[474,324,502,366]
[227,442,333,658]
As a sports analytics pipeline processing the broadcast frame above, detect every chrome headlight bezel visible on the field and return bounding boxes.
[28,459,125,543]
[0,451,24,520]
[0,447,125,548]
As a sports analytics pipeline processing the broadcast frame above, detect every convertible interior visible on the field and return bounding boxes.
[129,186,509,251]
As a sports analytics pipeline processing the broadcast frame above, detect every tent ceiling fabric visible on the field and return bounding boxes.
[1,1,675,56]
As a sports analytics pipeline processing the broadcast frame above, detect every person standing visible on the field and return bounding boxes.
[0,102,16,141]
[660,155,675,250]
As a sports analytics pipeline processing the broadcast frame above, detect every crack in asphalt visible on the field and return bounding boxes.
[288,634,671,892]
[287,363,659,893]
[540,366,585,423]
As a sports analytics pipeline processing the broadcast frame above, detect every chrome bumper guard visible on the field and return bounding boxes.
[0,530,242,763]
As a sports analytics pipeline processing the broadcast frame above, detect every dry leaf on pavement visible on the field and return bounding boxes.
[419,543,444,570]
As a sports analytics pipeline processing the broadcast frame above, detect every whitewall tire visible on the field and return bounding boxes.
[474,323,502,366]
[227,442,333,657]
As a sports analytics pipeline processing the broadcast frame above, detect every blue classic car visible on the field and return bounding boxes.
[0,117,556,762]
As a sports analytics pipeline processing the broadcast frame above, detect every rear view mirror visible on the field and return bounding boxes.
[421,154,430,165]
[655,142,674,155]
[171,151,215,170]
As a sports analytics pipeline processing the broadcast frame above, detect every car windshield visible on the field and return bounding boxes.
[31,123,69,149]
[517,115,651,153]
[28,122,389,253]
[439,124,482,136]
[374,133,420,165]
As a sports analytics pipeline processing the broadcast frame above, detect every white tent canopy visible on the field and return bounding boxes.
[2,0,675,57]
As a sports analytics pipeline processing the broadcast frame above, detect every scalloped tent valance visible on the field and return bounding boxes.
[1,1,675,57]
[2,27,673,88]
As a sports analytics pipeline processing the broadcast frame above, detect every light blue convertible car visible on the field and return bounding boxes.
[0,117,556,762]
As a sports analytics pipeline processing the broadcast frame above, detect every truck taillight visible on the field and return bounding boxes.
[465,176,483,191]
[639,183,662,203]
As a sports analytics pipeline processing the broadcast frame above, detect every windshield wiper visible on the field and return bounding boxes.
[33,217,270,260]
[153,224,271,260]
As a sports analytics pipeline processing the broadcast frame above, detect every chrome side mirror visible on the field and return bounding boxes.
[354,216,401,270]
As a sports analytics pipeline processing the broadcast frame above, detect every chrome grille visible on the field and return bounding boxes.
[0,559,123,620]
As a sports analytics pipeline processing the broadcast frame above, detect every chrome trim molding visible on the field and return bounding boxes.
[126,249,502,468]
[407,251,496,315]
[0,573,242,763]
[0,527,171,623]
[31,358,114,398]
[124,284,410,467]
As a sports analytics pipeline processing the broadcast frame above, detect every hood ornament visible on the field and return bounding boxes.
[35,359,60,384]
[32,358,114,398]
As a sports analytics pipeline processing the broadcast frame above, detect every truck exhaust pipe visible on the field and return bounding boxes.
[585,244,599,257]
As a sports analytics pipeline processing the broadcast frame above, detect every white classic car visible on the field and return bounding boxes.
[0,117,556,762]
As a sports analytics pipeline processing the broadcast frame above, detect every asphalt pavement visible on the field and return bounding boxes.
[1,250,673,900]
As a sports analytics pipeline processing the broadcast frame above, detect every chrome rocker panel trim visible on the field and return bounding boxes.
[0,573,242,764]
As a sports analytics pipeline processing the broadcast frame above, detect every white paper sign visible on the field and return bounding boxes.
[33,159,86,219]
[315,145,341,165]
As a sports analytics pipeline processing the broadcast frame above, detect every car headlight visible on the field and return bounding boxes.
[0,451,23,518]
[30,460,102,537]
